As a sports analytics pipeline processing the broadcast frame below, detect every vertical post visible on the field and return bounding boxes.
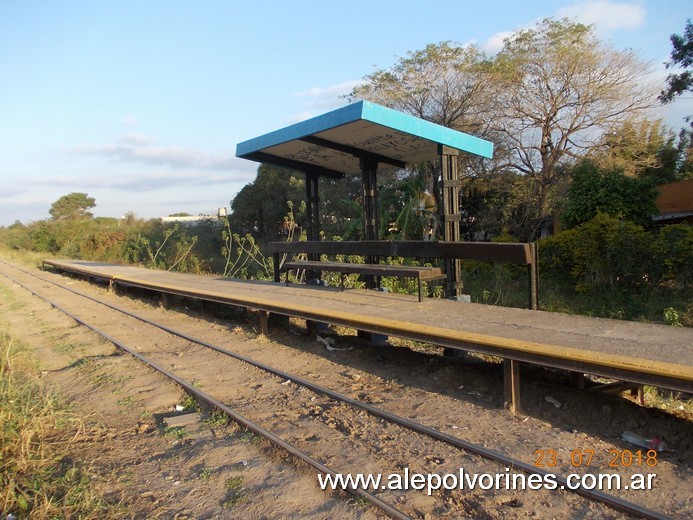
[570,371,585,390]
[528,241,539,310]
[361,157,379,290]
[305,172,321,282]
[360,157,379,242]
[503,358,521,414]
[257,310,269,336]
[305,172,320,245]
[273,252,280,283]
[439,145,462,298]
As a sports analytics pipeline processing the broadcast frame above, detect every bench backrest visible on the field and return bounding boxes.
[267,240,533,265]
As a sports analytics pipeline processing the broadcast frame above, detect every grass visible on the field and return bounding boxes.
[75,356,131,388]
[205,410,230,427]
[221,475,248,508]
[162,426,186,440]
[0,328,112,518]
[54,342,80,355]
[233,430,262,445]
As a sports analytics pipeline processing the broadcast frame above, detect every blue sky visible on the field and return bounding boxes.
[1,0,691,226]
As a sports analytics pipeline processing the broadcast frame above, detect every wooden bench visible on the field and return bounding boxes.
[280,260,446,302]
[267,240,539,308]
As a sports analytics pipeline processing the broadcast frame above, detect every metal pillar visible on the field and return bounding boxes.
[305,172,320,244]
[439,145,463,298]
[360,158,379,242]
[360,157,379,290]
[305,172,321,282]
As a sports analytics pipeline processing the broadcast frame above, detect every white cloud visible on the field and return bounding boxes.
[34,167,254,192]
[287,111,317,124]
[482,1,646,56]
[289,79,364,123]
[483,31,514,55]
[71,136,237,171]
[293,80,363,99]
[556,1,646,33]
[0,186,23,199]
[118,133,156,146]
[122,115,139,127]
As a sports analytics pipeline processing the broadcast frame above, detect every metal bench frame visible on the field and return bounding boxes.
[268,240,539,308]
[280,260,446,302]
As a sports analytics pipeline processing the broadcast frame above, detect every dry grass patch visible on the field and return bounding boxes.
[0,329,116,519]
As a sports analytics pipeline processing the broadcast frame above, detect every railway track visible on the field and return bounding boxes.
[0,259,682,519]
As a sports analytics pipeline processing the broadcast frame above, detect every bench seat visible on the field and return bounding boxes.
[280,260,446,302]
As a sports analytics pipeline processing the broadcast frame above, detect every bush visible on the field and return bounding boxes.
[541,213,692,295]
[652,224,693,287]
[561,160,658,229]
[540,213,654,293]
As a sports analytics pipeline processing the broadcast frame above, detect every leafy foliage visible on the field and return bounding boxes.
[49,192,96,221]
[350,18,659,241]
[540,214,691,294]
[660,19,693,106]
[228,164,306,241]
[561,161,658,229]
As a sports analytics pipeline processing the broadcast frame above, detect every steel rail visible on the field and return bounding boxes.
[0,263,411,520]
[0,261,675,520]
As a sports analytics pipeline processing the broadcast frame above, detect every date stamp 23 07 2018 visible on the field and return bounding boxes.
[533,448,658,469]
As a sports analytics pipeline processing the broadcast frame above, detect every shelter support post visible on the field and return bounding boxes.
[361,158,379,242]
[361,157,380,290]
[305,172,320,245]
[439,145,463,298]
[305,172,321,283]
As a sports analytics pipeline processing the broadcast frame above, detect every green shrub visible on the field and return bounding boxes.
[653,224,693,287]
[540,213,654,293]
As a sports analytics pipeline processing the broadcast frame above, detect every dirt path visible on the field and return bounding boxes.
[0,259,691,518]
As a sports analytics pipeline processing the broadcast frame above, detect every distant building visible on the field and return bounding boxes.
[160,208,228,225]
[653,179,693,225]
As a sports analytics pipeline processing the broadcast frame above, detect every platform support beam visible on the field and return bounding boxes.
[570,371,585,390]
[503,358,521,414]
[257,310,269,336]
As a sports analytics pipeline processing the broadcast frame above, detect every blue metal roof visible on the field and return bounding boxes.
[236,101,493,177]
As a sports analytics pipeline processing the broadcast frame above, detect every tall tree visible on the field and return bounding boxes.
[49,192,96,220]
[228,164,305,241]
[349,18,659,241]
[587,119,674,177]
[660,19,693,106]
[348,42,494,223]
[491,18,657,239]
[349,42,494,134]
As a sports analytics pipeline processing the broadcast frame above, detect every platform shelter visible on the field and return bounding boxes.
[236,101,494,297]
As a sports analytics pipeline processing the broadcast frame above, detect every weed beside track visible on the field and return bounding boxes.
[0,329,113,519]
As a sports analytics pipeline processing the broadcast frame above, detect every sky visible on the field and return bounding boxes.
[1,0,691,226]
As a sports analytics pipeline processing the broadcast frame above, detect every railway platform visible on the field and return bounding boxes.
[43,259,692,412]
